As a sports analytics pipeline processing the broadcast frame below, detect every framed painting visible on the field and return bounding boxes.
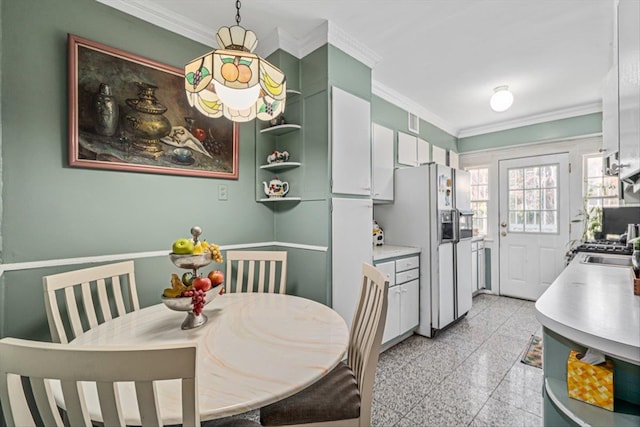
[68,34,239,179]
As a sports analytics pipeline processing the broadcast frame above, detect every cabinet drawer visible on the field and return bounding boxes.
[396,268,419,284]
[375,260,396,287]
[396,256,419,272]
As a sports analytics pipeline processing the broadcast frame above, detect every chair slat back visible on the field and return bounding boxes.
[43,261,139,344]
[226,251,288,294]
[0,338,198,427]
[347,263,389,425]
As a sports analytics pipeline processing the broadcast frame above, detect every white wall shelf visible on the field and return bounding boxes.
[258,197,302,203]
[260,124,301,136]
[259,162,302,170]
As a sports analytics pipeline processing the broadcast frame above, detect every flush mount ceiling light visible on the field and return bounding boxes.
[184,0,286,122]
[489,85,514,112]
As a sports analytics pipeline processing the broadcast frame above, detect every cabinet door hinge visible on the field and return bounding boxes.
[568,163,572,173]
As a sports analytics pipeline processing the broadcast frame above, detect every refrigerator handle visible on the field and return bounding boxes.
[453,210,460,243]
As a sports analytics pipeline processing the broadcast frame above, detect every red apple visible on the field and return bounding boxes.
[208,270,225,285]
[193,128,206,142]
[193,276,212,292]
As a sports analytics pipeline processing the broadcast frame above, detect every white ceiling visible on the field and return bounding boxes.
[99,0,615,137]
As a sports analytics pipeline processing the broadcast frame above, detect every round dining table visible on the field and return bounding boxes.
[65,293,349,425]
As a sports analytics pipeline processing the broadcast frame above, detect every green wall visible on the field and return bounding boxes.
[458,112,603,152]
[371,94,458,164]
[0,0,274,340]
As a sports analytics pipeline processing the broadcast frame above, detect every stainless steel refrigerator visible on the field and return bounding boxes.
[375,163,473,337]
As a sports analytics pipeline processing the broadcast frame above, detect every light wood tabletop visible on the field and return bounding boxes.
[55,293,349,425]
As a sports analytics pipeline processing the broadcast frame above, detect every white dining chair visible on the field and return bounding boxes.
[43,261,140,344]
[260,263,389,427]
[0,338,198,427]
[225,250,287,294]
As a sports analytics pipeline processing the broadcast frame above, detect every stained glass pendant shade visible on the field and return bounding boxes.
[185,20,286,123]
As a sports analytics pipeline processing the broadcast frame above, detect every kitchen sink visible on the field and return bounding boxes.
[581,255,633,267]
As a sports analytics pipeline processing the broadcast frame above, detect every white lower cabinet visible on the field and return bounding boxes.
[477,241,485,290]
[471,240,485,293]
[471,242,478,292]
[376,255,420,344]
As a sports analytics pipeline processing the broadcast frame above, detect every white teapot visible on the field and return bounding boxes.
[263,177,290,198]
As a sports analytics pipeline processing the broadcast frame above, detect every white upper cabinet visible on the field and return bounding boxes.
[617,0,640,181]
[449,151,460,169]
[417,138,429,165]
[602,65,619,157]
[398,132,430,166]
[372,123,394,201]
[331,87,371,195]
[432,145,447,166]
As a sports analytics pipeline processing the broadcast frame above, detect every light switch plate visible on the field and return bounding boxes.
[218,184,228,201]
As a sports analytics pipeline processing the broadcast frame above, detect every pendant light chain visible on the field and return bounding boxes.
[235,0,242,25]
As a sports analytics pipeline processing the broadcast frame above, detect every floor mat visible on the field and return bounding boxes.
[521,334,543,368]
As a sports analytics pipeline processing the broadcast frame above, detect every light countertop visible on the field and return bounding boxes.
[373,245,421,262]
[535,252,639,364]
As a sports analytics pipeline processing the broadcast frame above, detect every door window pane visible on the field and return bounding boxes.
[525,211,540,232]
[509,169,523,189]
[543,189,556,210]
[509,191,523,210]
[542,211,557,232]
[524,167,540,189]
[507,164,558,234]
[541,166,557,188]
[509,211,524,232]
[525,189,540,210]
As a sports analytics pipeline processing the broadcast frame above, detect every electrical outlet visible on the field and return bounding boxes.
[218,184,228,201]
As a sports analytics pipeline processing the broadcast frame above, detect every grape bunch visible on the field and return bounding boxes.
[203,138,226,157]
[182,288,206,316]
[205,242,224,263]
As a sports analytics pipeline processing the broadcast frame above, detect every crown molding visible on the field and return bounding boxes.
[372,80,459,137]
[298,22,331,59]
[457,102,603,139]
[258,27,300,58]
[326,22,381,68]
[96,0,217,47]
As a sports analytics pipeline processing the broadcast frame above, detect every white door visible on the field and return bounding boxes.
[331,87,371,195]
[331,198,373,329]
[498,153,570,300]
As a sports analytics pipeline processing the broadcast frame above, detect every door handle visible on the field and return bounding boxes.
[501,231,507,237]
[500,221,507,228]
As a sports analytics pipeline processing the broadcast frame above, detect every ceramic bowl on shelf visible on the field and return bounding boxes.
[161,284,224,312]
[169,252,212,269]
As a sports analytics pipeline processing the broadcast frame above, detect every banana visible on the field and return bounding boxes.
[263,73,283,96]
[163,287,182,298]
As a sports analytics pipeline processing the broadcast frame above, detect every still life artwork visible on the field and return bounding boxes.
[68,34,238,179]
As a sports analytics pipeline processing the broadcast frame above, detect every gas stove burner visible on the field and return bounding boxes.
[575,242,633,256]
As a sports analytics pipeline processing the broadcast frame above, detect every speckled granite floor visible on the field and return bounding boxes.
[234,293,544,427]
[371,293,544,427]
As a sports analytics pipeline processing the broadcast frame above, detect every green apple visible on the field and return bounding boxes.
[172,238,194,255]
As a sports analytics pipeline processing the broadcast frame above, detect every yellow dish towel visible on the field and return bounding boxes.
[567,350,614,411]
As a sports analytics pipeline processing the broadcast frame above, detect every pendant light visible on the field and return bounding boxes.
[184,0,286,122]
